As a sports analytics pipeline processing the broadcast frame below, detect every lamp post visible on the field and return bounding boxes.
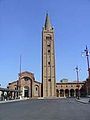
[83,45,90,78]
[75,66,80,99]
[18,55,22,97]
[17,55,22,98]
[82,45,90,96]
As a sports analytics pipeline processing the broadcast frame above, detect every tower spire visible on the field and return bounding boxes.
[44,13,52,30]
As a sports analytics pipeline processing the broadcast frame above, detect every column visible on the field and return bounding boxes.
[58,90,60,97]
[69,90,70,97]
[74,90,76,97]
[64,90,65,97]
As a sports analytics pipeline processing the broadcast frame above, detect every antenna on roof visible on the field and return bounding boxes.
[17,55,22,97]
[20,55,22,75]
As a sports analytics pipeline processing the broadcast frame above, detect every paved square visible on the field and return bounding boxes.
[0,98,90,120]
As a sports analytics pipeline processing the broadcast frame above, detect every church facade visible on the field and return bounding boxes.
[6,14,86,99]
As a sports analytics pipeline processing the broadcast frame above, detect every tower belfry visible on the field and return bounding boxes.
[42,13,56,97]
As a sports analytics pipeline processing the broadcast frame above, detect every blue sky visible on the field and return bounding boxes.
[0,0,90,87]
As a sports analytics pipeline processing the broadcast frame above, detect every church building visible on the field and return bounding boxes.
[6,14,86,99]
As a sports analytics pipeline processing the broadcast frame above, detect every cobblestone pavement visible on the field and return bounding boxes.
[0,98,29,104]
[0,98,90,120]
[76,98,90,104]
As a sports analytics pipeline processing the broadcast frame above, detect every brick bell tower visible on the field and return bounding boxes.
[42,13,56,97]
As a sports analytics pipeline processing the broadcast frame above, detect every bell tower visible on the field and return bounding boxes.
[42,13,56,97]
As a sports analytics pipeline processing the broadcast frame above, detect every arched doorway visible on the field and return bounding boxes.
[70,89,74,97]
[80,88,86,97]
[56,89,59,97]
[60,89,64,97]
[23,77,32,97]
[65,89,69,97]
[75,89,79,97]
[24,86,29,98]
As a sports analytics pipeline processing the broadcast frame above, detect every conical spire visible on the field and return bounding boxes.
[44,13,52,30]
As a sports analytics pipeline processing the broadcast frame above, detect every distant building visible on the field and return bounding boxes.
[7,71,41,98]
[7,73,85,98]
[60,79,68,83]
[56,81,85,97]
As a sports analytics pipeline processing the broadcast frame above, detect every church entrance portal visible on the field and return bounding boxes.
[24,86,29,98]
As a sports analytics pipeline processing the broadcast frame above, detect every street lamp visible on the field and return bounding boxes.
[82,45,90,96]
[18,55,22,98]
[75,66,80,99]
[16,55,22,98]
[82,45,90,78]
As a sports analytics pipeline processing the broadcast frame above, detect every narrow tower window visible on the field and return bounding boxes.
[48,62,50,65]
[48,79,51,82]
[47,44,50,47]
[48,50,50,53]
